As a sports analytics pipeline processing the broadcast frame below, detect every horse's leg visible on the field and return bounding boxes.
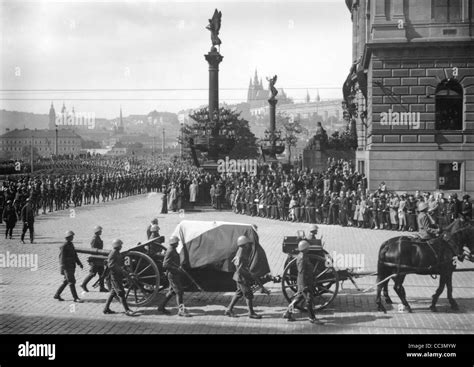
[430,273,447,312]
[393,274,412,313]
[445,272,458,311]
[376,280,386,313]
[376,265,389,313]
[383,280,393,304]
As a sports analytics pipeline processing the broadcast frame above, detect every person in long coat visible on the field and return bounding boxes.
[168,184,177,212]
[189,180,198,209]
[406,195,417,231]
[160,186,168,214]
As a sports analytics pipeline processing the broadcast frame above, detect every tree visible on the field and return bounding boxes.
[182,107,259,163]
[276,113,307,163]
[327,123,357,150]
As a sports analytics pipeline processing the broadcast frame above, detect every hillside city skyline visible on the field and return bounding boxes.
[0,1,351,119]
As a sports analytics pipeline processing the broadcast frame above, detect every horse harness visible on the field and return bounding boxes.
[382,235,458,275]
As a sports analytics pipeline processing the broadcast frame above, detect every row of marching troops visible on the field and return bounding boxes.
[4,172,166,212]
[0,171,168,241]
[229,185,472,231]
[53,219,324,324]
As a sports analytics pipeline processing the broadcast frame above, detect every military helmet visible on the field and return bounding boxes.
[298,240,310,252]
[237,235,251,247]
[168,236,179,246]
[94,225,103,234]
[151,224,159,232]
[151,218,158,224]
[65,230,75,238]
[309,224,319,233]
[418,202,428,212]
[112,239,123,248]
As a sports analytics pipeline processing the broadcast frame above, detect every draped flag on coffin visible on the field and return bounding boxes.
[171,220,271,277]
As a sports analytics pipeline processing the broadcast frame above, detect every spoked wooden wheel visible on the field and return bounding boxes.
[122,251,161,307]
[282,255,339,311]
[282,257,299,305]
[311,254,339,310]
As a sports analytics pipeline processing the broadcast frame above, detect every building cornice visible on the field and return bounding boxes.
[362,40,474,68]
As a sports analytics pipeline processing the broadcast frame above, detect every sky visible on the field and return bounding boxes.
[0,0,352,119]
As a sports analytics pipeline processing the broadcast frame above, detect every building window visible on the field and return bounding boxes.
[432,0,461,22]
[435,79,463,130]
[438,161,462,191]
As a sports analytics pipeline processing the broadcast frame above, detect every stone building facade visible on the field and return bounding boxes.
[345,0,474,194]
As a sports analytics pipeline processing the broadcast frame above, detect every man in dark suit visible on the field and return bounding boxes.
[20,198,35,244]
[54,231,84,302]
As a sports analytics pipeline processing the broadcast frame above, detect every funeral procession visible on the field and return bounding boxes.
[1,0,474,339]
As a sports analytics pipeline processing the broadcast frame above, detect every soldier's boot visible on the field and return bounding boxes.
[178,304,191,317]
[307,303,323,324]
[157,293,173,315]
[103,293,116,314]
[120,298,134,316]
[246,299,262,319]
[99,278,108,293]
[283,303,296,322]
[81,274,94,292]
[53,282,67,301]
[224,294,239,317]
[69,285,83,303]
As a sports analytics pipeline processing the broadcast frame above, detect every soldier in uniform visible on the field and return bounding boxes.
[283,240,323,324]
[54,231,84,302]
[417,202,440,240]
[81,225,108,293]
[146,218,159,240]
[225,235,267,319]
[157,236,191,317]
[103,239,134,316]
[306,224,319,240]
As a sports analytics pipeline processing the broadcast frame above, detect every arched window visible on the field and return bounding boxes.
[435,79,463,130]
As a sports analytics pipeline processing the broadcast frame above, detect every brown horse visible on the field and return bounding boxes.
[376,219,474,313]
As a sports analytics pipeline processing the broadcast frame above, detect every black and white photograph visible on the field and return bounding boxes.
[0,0,473,364]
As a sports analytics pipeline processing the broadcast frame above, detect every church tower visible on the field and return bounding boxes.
[117,106,124,134]
[48,102,56,130]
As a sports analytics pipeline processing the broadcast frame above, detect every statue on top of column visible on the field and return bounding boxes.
[267,75,278,101]
[206,9,222,51]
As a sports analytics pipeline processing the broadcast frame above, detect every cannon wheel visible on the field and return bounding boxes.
[122,251,161,308]
[281,255,339,311]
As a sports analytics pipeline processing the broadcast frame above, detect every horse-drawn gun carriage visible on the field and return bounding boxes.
[75,221,277,308]
[75,219,474,313]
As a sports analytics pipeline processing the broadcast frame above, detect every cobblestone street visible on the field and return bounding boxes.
[1,193,473,334]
